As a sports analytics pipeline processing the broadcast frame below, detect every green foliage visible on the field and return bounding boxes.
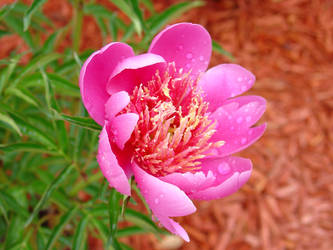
[0,0,233,248]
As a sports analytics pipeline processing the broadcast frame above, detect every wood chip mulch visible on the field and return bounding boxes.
[1,0,333,249]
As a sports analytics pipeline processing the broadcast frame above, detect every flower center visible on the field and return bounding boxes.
[124,63,223,177]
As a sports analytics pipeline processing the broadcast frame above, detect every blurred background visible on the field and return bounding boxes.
[1,0,333,249]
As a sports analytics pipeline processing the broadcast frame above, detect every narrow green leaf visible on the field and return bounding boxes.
[72,215,89,250]
[144,1,204,43]
[212,40,234,60]
[23,0,48,31]
[41,31,59,54]
[4,14,35,49]
[6,87,39,107]
[129,0,147,33]
[124,209,160,234]
[0,112,21,136]
[0,142,58,155]
[24,164,75,227]
[45,206,78,250]
[116,226,147,237]
[83,3,111,17]
[0,191,29,218]
[55,113,101,131]
[108,189,122,238]
[109,0,142,35]
[0,29,11,37]
[140,0,154,14]
[0,51,21,95]
[0,199,8,224]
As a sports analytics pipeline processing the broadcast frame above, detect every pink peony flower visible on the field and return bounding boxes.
[80,23,266,242]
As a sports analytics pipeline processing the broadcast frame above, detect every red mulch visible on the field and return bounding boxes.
[1,0,333,249]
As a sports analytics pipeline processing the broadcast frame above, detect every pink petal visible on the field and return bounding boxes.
[149,23,211,79]
[209,96,266,157]
[97,123,131,195]
[106,53,166,95]
[105,91,130,120]
[109,113,139,150]
[80,42,134,125]
[189,156,252,200]
[198,64,256,112]
[133,164,196,241]
[159,170,216,195]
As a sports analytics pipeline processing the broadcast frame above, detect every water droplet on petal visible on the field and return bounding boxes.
[248,79,253,84]
[199,56,204,61]
[218,162,231,175]
[154,198,159,204]
[230,126,234,130]
[246,116,252,122]
[191,58,196,62]
[186,53,193,59]
[237,77,243,82]
[159,194,164,198]
[241,85,247,91]
[236,117,243,124]
[177,45,184,51]
[186,63,191,68]
[228,115,232,120]
[204,61,209,65]
[241,137,247,144]
[248,130,253,135]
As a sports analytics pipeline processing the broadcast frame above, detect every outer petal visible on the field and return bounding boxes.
[105,91,130,120]
[159,170,216,194]
[189,156,252,200]
[80,42,134,125]
[133,164,196,241]
[149,23,212,79]
[97,123,130,195]
[107,53,166,95]
[209,95,266,157]
[198,64,256,112]
[109,113,139,150]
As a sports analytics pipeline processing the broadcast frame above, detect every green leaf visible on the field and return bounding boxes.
[0,112,21,136]
[4,14,35,49]
[72,215,88,250]
[45,206,78,250]
[41,31,59,54]
[124,209,161,234]
[6,87,39,107]
[116,226,147,237]
[0,29,11,38]
[0,142,59,155]
[108,189,122,238]
[0,191,29,218]
[139,0,154,14]
[0,50,20,95]
[84,3,112,18]
[212,40,234,60]
[24,164,75,227]
[109,0,142,35]
[56,113,101,131]
[23,0,48,31]
[129,0,147,33]
[144,1,204,43]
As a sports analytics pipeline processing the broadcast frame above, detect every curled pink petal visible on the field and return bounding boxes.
[80,42,134,125]
[160,170,216,194]
[109,113,139,150]
[105,91,130,120]
[107,53,166,95]
[209,96,266,157]
[189,156,252,201]
[198,64,256,112]
[149,23,211,79]
[97,123,130,195]
[133,164,196,241]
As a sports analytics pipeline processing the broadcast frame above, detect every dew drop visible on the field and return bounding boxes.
[177,45,184,50]
[186,63,191,68]
[186,53,193,59]
[154,198,159,204]
[248,79,253,84]
[230,126,234,130]
[191,58,196,62]
[159,194,164,198]
[248,130,253,135]
[236,117,243,124]
[246,116,252,122]
[228,115,232,120]
[241,137,247,144]
[237,77,243,82]
[218,162,231,175]
[204,61,209,65]
[241,85,247,91]
[199,56,204,61]
[113,129,118,135]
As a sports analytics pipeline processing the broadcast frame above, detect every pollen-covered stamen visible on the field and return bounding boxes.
[124,63,224,177]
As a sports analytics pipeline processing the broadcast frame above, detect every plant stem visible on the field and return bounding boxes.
[72,0,84,52]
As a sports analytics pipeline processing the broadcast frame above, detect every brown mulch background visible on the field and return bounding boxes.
[1,0,333,249]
